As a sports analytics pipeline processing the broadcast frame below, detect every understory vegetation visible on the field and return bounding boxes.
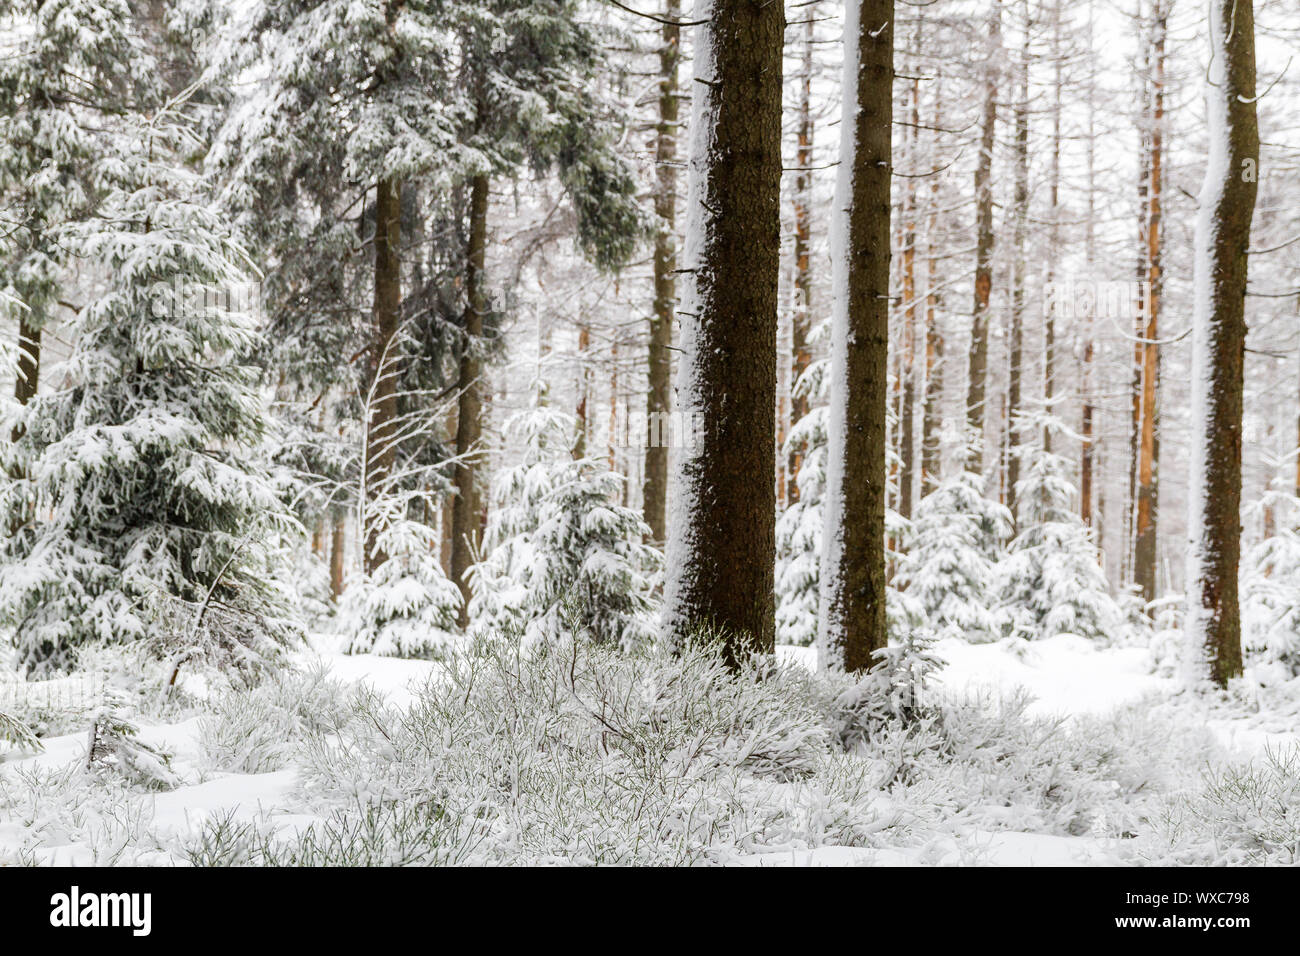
[2,626,1297,866]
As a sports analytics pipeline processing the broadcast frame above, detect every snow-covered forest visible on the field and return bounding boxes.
[0,0,1298,869]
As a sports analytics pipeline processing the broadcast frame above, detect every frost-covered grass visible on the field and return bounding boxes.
[2,634,1299,866]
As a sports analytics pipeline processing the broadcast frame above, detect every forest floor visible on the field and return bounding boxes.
[2,634,1299,866]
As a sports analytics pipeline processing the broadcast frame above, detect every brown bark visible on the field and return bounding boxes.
[330,516,346,599]
[664,0,782,664]
[643,0,679,545]
[451,174,489,627]
[898,68,919,522]
[817,0,891,673]
[364,176,402,574]
[575,323,591,458]
[966,0,1000,474]
[1187,0,1259,686]
[921,80,943,494]
[1133,4,1165,605]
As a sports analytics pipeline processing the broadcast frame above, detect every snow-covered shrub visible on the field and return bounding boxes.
[897,471,1011,642]
[197,663,360,774]
[468,405,661,649]
[1140,747,1300,865]
[339,520,462,658]
[274,636,920,864]
[996,432,1121,643]
[86,702,180,791]
[1241,518,1300,679]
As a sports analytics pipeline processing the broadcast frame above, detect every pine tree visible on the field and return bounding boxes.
[664,0,783,663]
[1242,490,1300,679]
[818,0,892,672]
[899,471,1011,642]
[468,401,661,649]
[0,101,292,674]
[995,416,1121,642]
[1185,0,1259,686]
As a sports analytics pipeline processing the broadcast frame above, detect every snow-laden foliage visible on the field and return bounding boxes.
[996,430,1121,643]
[467,404,661,649]
[776,355,925,647]
[339,519,462,658]
[1242,492,1300,679]
[775,397,826,645]
[897,470,1011,643]
[0,106,295,674]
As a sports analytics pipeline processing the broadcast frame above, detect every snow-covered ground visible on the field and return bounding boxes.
[3,637,1297,866]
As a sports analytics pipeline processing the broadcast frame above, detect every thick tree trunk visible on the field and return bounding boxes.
[451,174,489,626]
[966,0,1000,474]
[664,0,783,664]
[1186,0,1258,686]
[1134,4,1165,605]
[817,0,891,673]
[364,176,402,574]
[788,7,816,504]
[643,0,680,545]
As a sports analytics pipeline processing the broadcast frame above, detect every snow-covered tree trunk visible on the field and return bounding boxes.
[966,0,1000,474]
[664,0,783,663]
[1134,1,1166,605]
[364,176,402,574]
[817,0,892,673]
[451,173,490,626]
[1186,0,1259,686]
[643,0,680,547]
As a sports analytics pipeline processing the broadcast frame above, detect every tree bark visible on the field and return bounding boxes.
[921,79,943,494]
[643,0,680,545]
[966,0,1000,474]
[817,0,891,673]
[364,176,402,574]
[330,515,346,599]
[664,0,783,664]
[897,66,919,522]
[1134,2,1165,605]
[451,174,489,626]
[1186,0,1258,687]
[1006,5,1028,519]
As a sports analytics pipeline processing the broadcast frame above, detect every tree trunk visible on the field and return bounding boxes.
[921,79,943,494]
[643,0,680,545]
[817,0,891,673]
[364,176,402,574]
[451,174,489,627]
[789,6,816,503]
[1186,0,1258,686]
[1006,7,1028,520]
[966,0,1000,474]
[11,317,40,446]
[897,66,919,522]
[1134,3,1165,605]
[330,515,346,599]
[1080,0,1097,528]
[664,0,783,664]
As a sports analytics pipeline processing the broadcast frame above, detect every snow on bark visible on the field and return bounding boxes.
[817,0,892,672]
[664,0,783,663]
[1184,0,1259,686]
